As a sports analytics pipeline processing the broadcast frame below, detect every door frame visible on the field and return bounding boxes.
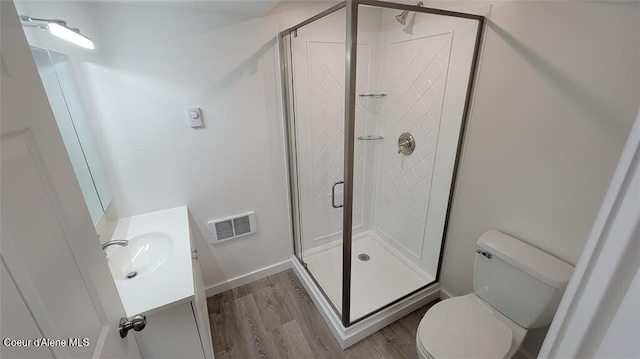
[538,111,640,357]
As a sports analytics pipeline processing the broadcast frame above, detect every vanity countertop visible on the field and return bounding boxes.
[107,205,194,317]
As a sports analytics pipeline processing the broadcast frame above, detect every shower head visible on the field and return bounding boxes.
[395,2,424,25]
[395,10,410,25]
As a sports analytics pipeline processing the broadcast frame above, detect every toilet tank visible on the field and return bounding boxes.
[473,230,574,328]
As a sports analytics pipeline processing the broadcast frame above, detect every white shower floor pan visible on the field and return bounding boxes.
[302,231,434,322]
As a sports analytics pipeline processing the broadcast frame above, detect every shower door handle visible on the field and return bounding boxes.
[332,181,344,208]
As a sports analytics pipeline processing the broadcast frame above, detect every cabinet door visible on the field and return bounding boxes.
[134,303,203,359]
[192,255,214,359]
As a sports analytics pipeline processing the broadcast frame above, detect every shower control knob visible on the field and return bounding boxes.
[398,132,415,155]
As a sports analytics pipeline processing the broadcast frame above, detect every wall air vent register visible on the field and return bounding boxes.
[207,212,257,243]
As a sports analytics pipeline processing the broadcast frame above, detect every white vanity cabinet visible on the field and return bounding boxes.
[108,206,214,359]
[191,249,215,358]
[133,248,214,359]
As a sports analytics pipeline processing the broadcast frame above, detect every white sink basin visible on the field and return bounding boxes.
[107,232,173,281]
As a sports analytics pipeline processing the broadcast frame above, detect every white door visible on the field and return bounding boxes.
[0,1,143,358]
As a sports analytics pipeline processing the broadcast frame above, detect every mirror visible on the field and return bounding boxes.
[31,46,112,225]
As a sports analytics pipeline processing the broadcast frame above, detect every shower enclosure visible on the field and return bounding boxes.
[279,0,483,343]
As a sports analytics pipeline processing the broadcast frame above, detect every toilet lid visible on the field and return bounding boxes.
[418,296,513,358]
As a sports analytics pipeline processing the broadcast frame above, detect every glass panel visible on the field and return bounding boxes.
[31,47,112,225]
[349,4,480,322]
[290,8,347,317]
[280,32,303,260]
[49,51,113,214]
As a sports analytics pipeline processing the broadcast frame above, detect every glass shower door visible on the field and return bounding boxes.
[288,7,348,317]
[348,3,483,323]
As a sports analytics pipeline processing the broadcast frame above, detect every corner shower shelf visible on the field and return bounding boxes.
[357,135,384,141]
[359,93,387,98]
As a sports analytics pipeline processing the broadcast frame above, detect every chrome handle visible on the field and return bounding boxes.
[398,139,410,154]
[101,239,128,250]
[119,313,146,338]
[332,181,344,208]
[398,132,415,155]
[192,250,198,260]
[476,249,492,259]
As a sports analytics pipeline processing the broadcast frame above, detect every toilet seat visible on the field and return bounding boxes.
[417,295,513,359]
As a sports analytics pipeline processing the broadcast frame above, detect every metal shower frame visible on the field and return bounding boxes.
[278,0,485,328]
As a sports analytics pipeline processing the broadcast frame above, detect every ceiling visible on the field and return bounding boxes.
[133,1,281,17]
[68,0,283,18]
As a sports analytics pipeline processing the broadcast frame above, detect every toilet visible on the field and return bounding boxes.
[417,230,574,359]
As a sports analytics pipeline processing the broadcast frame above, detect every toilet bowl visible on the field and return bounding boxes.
[416,230,574,359]
[416,294,527,359]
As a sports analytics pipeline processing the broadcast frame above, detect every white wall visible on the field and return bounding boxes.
[438,0,640,294]
[85,3,296,288]
[431,1,640,356]
[16,1,347,290]
[17,1,289,289]
[15,0,347,291]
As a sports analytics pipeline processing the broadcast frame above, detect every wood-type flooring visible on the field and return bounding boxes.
[207,269,438,359]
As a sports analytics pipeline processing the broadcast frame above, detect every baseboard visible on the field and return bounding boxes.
[439,288,454,300]
[292,256,440,349]
[204,259,292,297]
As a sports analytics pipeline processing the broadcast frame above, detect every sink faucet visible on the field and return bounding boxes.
[101,239,128,251]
